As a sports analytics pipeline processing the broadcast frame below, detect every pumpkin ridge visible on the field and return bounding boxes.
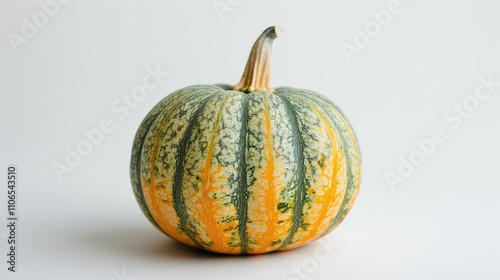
[283,91,360,237]
[178,92,244,252]
[298,105,347,243]
[276,93,335,249]
[321,114,361,236]
[235,94,250,253]
[142,88,214,247]
[131,87,203,232]
[197,93,233,252]
[172,93,221,249]
[258,93,278,252]
[274,94,307,250]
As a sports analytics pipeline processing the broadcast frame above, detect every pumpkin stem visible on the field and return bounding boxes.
[233,26,283,93]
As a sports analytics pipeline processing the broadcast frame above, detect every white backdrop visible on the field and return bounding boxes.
[1,0,500,279]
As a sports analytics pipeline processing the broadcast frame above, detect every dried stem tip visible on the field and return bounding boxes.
[233,26,283,93]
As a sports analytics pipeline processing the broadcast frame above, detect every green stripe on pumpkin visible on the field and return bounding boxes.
[131,86,206,232]
[172,93,221,248]
[180,92,240,251]
[275,94,308,250]
[280,89,360,237]
[139,86,221,247]
[236,94,250,253]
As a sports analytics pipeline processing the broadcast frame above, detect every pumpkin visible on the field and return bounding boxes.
[130,26,361,254]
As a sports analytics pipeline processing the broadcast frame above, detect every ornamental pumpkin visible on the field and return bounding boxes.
[130,26,361,254]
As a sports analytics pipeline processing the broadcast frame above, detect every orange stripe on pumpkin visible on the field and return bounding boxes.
[246,106,283,254]
[263,109,279,250]
[196,136,240,253]
[319,111,362,237]
[179,95,242,254]
[141,169,196,247]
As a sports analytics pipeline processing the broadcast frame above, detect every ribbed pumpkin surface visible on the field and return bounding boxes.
[130,84,361,254]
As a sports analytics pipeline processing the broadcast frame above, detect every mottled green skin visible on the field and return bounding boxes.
[130,84,361,254]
